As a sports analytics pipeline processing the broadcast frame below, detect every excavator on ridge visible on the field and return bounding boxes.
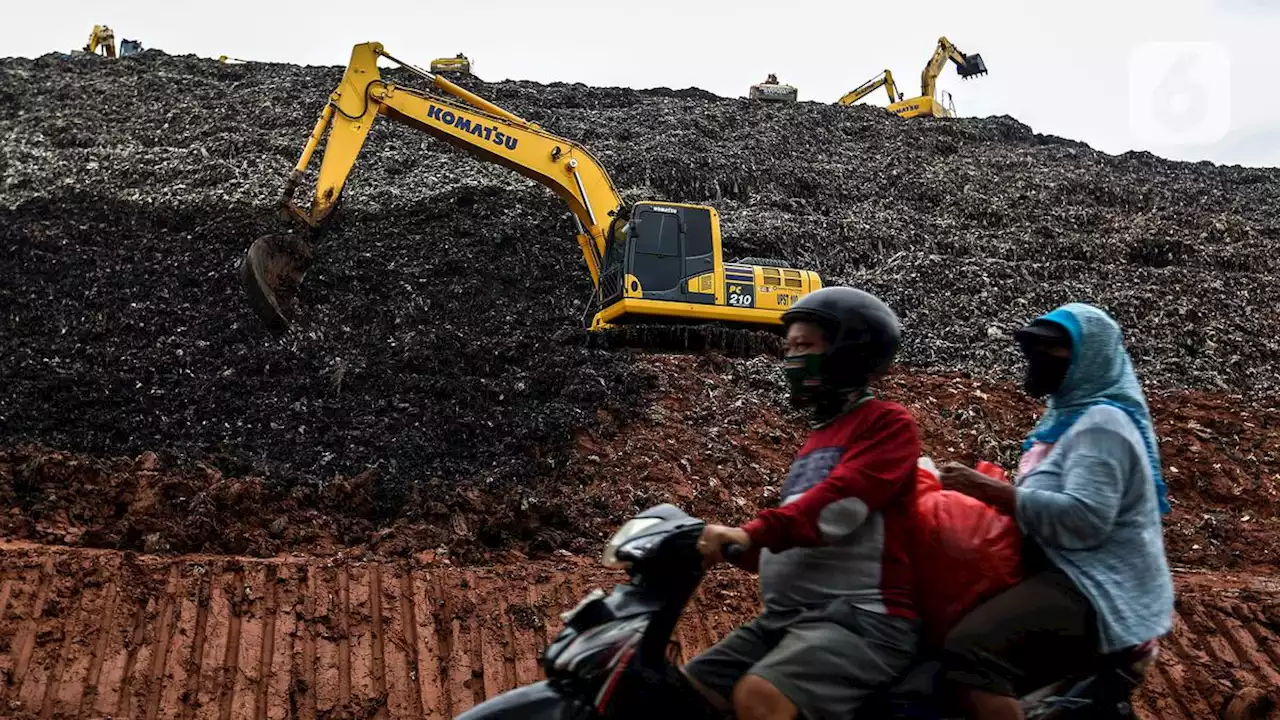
[839,36,987,118]
[837,69,904,107]
[79,25,143,59]
[239,43,822,347]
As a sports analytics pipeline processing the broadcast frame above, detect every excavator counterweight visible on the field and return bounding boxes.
[239,43,823,353]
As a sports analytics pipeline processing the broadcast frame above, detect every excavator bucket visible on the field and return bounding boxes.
[958,53,987,78]
[238,233,313,331]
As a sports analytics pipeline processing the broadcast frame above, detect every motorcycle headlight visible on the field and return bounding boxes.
[601,517,663,569]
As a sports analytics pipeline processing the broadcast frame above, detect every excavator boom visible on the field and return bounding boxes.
[282,43,616,276]
[919,36,987,102]
[240,43,822,338]
[84,25,117,58]
[837,69,900,106]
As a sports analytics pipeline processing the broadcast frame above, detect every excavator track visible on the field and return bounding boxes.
[579,323,784,358]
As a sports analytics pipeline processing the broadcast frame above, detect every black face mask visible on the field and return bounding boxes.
[1023,350,1071,397]
[784,352,869,426]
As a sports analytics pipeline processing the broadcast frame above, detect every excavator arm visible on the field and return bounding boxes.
[243,42,627,328]
[241,42,824,338]
[84,25,117,58]
[837,69,900,106]
[296,43,622,282]
[920,36,986,100]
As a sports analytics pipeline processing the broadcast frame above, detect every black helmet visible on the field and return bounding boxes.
[782,287,901,388]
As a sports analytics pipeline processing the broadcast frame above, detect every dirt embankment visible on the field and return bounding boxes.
[576,357,1280,572]
[2,359,1276,571]
[0,544,1273,720]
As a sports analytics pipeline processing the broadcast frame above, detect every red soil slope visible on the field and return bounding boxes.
[0,544,1274,720]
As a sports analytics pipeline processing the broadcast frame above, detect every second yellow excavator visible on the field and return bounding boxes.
[240,43,822,338]
[839,36,987,118]
[80,25,143,59]
[837,69,904,107]
[83,25,117,57]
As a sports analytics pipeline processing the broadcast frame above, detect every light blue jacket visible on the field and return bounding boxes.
[1016,404,1175,653]
[1014,303,1175,653]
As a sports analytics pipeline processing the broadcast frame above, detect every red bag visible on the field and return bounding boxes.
[910,457,1024,647]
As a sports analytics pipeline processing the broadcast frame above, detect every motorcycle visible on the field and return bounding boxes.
[454,503,1158,719]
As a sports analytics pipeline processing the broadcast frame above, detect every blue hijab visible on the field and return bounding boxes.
[1021,303,1170,514]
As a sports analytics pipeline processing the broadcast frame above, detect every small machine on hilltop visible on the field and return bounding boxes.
[430,53,473,75]
[749,73,799,103]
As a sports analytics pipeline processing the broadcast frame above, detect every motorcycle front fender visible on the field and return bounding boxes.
[452,680,594,720]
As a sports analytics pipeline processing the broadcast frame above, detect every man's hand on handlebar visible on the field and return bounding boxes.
[697,524,751,569]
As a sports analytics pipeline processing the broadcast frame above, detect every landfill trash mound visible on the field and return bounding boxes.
[1,50,1280,554]
[0,543,1272,720]
[0,188,653,543]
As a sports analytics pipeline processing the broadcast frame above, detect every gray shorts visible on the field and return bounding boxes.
[683,599,920,720]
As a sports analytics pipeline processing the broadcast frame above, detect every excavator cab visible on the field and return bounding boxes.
[592,203,820,329]
[597,204,715,311]
[119,39,143,57]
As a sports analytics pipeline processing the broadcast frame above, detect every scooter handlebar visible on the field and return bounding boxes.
[723,543,746,563]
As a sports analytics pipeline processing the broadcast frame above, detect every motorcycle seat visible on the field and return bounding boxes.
[858,639,1161,719]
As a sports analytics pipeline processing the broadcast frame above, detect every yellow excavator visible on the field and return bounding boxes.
[80,25,143,58]
[839,36,986,118]
[239,43,822,337]
[83,25,117,57]
[837,69,904,107]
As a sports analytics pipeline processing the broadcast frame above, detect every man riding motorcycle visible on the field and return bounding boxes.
[686,286,923,720]
[453,290,1161,720]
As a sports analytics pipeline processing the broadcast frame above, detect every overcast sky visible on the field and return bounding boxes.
[6,0,1279,168]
